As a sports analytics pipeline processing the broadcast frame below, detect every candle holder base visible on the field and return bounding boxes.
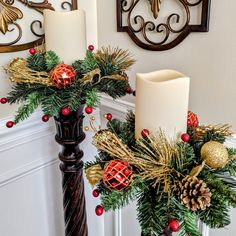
[54,106,88,236]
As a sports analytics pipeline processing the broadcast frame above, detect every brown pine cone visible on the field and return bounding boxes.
[180,176,212,211]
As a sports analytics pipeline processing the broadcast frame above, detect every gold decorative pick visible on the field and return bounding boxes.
[5,57,52,86]
[189,161,205,177]
[85,164,103,187]
[150,0,161,19]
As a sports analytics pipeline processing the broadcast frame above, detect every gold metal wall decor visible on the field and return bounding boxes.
[117,0,211,51]
[0,0,78,53]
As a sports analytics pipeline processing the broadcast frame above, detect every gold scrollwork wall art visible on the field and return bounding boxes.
[0,0,78,53]
[117,0,211,51]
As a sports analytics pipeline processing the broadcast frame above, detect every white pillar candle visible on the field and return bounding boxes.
[44,9,87,64]
[135,70,190,140]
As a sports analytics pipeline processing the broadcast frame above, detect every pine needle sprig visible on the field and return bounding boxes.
[14,92,40,124]
[100,181,139,211]
[85,88,100,108]
[27,54,47,72]
[45,51,61,71]
[95,47,135,72]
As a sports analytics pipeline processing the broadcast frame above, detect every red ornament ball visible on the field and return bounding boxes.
[61,107,71,116]
[103,160,133,191]
[141,129,150,138]
[50,64,76,88]
[92,189,100,198]
[181,133,190,142]
[29,48,36,55]
[0,97,7,104]
[88,45,95,51]
[187,111,199,128]
[6,121,14,128]
[95,205,104,216]
[42,115,50,122]
[106,113,113,121]
[169,219,180,232]
[85,106,93,114]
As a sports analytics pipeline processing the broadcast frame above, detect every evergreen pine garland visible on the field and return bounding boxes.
[85,111,236,236]
[5,47,134,123]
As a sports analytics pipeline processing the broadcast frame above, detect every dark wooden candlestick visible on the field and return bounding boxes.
[54,106,88,236]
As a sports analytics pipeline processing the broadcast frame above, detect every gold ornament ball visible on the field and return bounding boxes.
[201,141,228,168]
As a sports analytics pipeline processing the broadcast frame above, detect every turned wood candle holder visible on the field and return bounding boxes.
[54,105,88,236]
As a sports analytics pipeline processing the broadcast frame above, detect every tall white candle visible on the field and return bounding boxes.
[44,9,87,64]
[135,70,190,140]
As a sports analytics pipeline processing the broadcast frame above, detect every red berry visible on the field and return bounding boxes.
[169,219,180,232]
[88,45,95,51]
[0,97,7,104]
[126,86,133,94]
[95,205,104,216]
[61,107,70,116]
[6,121,14,128]
[181,133,190,142]
[29,48,36,55]
[42,115,50,122]
[92,189,100,198]
[85,106,93,114]
[106,113,113,121]
[141,129,150,138]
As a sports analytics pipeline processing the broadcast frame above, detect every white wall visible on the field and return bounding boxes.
[97,0,236,133]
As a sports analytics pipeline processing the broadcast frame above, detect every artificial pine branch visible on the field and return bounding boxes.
[96,79,128,99]
[80,50,98,73]
[85,88,100,107]
[14,92,40,124]
[45,51,61,71]
[137,188,169,235]
[27,54,47,71]
[100,182,138,211]
[198,197,231,228]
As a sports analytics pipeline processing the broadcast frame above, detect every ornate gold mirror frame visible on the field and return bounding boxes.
[117,0,211,51]
[0,0,78,53]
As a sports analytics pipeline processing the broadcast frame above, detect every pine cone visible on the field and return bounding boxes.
[180,176,212,211]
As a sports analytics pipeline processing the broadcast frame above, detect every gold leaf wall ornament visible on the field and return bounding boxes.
[150,0,161,19]
[0,0,23,34]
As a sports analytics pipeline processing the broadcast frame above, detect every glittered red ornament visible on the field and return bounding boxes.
[29,48,36,55]
[181,133,190,142]
[50,64,76,88]
[141,129,150,138]
[103,160,133,191]
[61,107,71,116]
[95,205,104,216]
[88,45,95,51]
[42,115,50,122]
[92,189,100,198]
[106,113,113,121]
[187,111,199,128]
[169,219,180,232]
[85,106,93,114]
[0,97,7,104]
[6,121,14,128]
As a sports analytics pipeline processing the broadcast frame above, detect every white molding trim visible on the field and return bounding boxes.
[0,110,55,152]
[0,158,58,188]
[115,209,122,236]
